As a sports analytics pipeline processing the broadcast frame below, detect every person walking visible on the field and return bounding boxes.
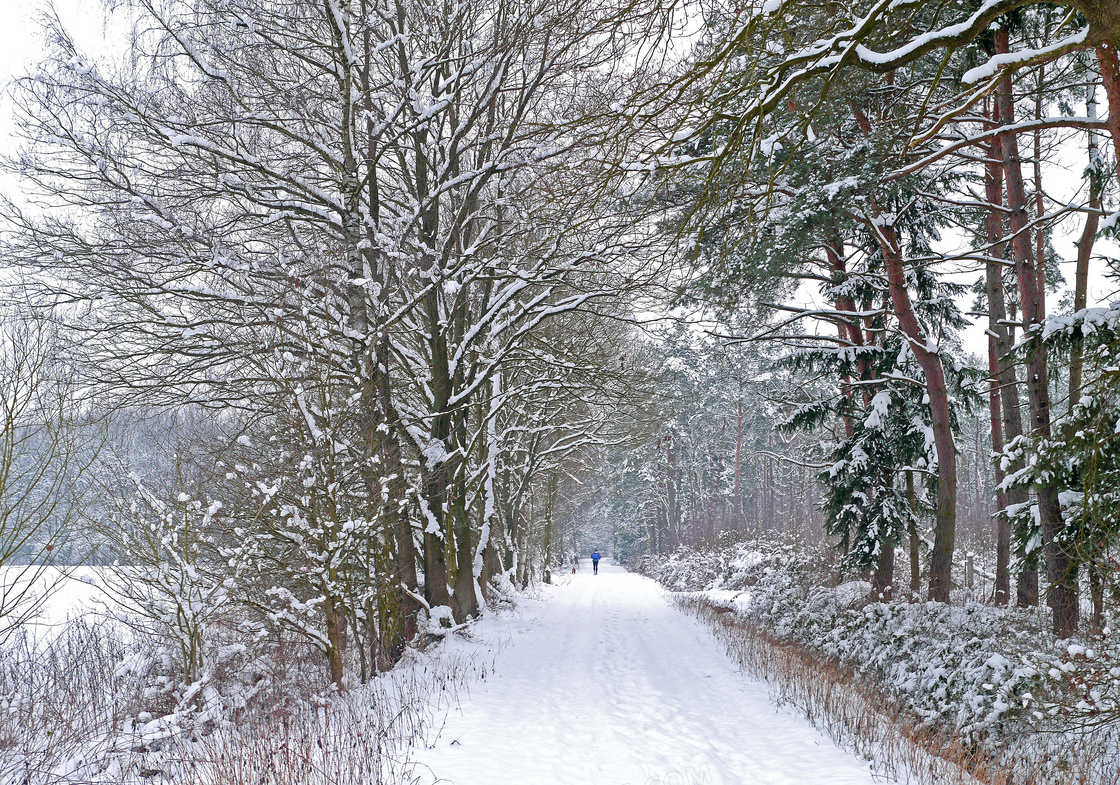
[591,550,601,575]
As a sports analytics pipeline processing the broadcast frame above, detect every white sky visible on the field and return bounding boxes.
[0,0,111,112]
[0,1,1114,360]
[0,0,116,196]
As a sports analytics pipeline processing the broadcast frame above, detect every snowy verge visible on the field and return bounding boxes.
[677,594,984,785]
[639,541,1120,784]
[0,583,525,785]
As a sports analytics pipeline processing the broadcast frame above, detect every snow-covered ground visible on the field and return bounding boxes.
[415,560,885,785]
[1,566,114,637]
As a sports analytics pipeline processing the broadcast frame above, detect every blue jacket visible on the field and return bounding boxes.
[591,552,601,562]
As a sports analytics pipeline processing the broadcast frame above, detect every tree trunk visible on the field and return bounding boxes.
[419,276,455,612]
[1033,66,1048,314]
[874,220,957,603]
[735,386,744,525]
[451,488,478,622]
[423,499,452,610]
[996,28,1077,636]
[1070,85,1104,403]
[1096,41,1120,190]
[983,114,1012,606]
[666,432,679,548]
[988,337,1012,606]
[324,590,346,690]
[873,527,895,600]
[482,541,502,596]
[841,109,942,596]
[1089,559,1105,632]
[984,172,1036,608]
[1074,88,1105,635]
[906,470,920,600]
[376,358,421,660]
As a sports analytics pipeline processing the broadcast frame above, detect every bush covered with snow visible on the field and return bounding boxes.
[631,535,831,593]
[0,612,488,785]
[746,578,1050,742]
[648,543,1120,753]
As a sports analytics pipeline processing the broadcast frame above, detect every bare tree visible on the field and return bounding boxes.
[0,312,99,641]
[2,0,668,681]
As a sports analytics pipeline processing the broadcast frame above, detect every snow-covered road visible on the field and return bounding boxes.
[415,561,884,785]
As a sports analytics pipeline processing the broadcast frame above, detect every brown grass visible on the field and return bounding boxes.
[164,649,485,785]
[677,595,1120,785]
[0,619,488,785]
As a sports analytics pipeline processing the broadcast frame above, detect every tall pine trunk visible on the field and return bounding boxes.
[987,342,1012,606]
[1074,84,1105,631]
[735,385,744,525]
[983,113,1014,606]
[666,432,680,545]
[995,29,1077,636]
[1096,42,1120,191]
[875,220,957,603]
[1070,85,1104,403]
[907,470,920,599]
[848,103,955,601]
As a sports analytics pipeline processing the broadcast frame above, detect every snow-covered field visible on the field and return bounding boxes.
[415,560,885,785]
[1,565,115,637]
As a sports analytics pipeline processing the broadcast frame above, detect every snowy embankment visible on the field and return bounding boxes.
[0,566,489,785]
[2,560,893,785]
[0,565,114,639]
[414,560,886,785]
[636,543,1120,785]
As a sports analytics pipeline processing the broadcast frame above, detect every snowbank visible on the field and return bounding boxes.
[1,566,115,640]
[643,542,1120,756]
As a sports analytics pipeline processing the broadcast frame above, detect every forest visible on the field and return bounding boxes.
[1,0,1119,783]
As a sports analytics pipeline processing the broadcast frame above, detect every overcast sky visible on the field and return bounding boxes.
[0,0,115,190]
[0,1,1113,357]
[0,0,109,99]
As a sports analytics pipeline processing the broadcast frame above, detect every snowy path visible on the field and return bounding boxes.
[415,561,885,785]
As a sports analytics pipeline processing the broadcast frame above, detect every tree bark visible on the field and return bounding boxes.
[1070,85,1104,403]
[382,400,421,655]
[1074,83,1105,634]
[1032,60,1048,313]
[735,377,744,525]
[844,104,951,598]
[875,219,957,603]
[423,493,452,611]
[906,470,920,600]
[825,228,865,528]
[1096,41,1120,190]
[1089,560,1105,632]
[983,112,1013,606]
[873,520,895,600]
[988,338,1012,606]
[995,28,1077,635]
[666,431,679,547]
[451,488,478,622]
[323,590,346,690]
